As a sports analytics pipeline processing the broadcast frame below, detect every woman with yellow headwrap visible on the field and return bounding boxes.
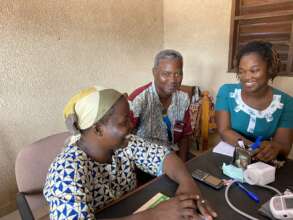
[43,86,217,220]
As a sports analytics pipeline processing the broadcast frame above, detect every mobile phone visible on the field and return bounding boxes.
[270,194,293,219]
[191,169,224,190]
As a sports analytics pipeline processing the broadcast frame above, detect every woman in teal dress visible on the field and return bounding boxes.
[215,41,293,162]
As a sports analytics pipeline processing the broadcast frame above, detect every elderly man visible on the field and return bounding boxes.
[129,49,192,161]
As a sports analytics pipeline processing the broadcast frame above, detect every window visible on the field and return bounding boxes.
[228,0,293,76]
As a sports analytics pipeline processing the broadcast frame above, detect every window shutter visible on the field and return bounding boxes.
[228,0,293,76]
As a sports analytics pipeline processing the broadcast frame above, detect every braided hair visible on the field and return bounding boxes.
[235,41,281,80]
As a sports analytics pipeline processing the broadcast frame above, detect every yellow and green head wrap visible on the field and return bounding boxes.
[63,86,122,145]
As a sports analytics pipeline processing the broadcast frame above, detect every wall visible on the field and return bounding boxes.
[0,0,163,216]
[163,0,293,96]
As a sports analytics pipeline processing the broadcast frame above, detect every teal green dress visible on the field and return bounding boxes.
[215,84,293,141]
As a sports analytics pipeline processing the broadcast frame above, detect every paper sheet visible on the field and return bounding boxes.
[213,141,235,157]
[133,193,169,214]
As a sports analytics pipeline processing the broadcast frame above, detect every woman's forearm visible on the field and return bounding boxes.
[272,128,292,157]
[272,140,291,157]
[162,153,199,190]
[219,128,252,147]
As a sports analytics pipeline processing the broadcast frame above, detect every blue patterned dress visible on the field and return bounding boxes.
[43,135,170,219]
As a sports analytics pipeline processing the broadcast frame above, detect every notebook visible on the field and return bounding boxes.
[133,192,170,214]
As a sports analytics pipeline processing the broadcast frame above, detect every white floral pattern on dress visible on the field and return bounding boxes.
[230,88,284,133]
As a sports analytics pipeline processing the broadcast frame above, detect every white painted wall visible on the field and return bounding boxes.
[0,0,163,215]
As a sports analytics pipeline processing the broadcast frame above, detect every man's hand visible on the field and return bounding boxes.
[254,141,281,162]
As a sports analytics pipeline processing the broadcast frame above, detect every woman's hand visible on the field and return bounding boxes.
[161,153,217,219]
[254,141,281,162]
[176,178,201,197]
[150,194,198,220]
[175,179,217,219]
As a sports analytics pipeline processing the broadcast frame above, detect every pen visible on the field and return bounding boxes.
[236,182,260,203]
[250,136,262,150]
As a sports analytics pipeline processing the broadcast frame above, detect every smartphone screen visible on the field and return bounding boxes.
[205,175,222,186]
